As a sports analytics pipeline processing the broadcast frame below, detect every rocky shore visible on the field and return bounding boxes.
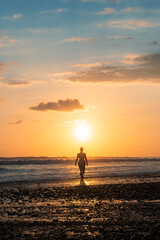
[0,174,160,239]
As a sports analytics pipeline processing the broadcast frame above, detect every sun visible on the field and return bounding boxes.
[75,121,91,141]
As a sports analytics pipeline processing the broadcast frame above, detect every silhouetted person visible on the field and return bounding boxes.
[75,147,88,180]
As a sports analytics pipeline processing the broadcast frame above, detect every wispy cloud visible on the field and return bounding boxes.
[58,119,89,128]
[39,8,67,14]
[150,41,158,45]
[8,120,23,125]
[124,36,132,39]
[100,20,160,29]
[97,8,116,15]
[10,61,20,66]
[0,61,20,73]
[73,62,103,69]
[107,36,120,39]
[0,78,32,87]
[30,99,84,112]
[58,53,160,84]
[121,7,140,13]
[51,72,77,78]
[0,36,8,46]
[13,14,23,19]
[2,14,23,20]
[120,54,141,64]
[81,0,120,2]
[62,37,94,43]
[8,39,23,44]
[120,7,160,14]
[0,35,23,47]
[57,120,73,128]
[97,6,160,15]
[27,28,43,34]
[0,62,9,72]
[107,36,132,40]
[26,28,61,34]
[6,79,31,86]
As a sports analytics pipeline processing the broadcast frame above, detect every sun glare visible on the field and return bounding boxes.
[75,121,91,141]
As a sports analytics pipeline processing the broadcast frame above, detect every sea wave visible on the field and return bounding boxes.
[0,157,160,166]
[0,158,160,183]
[0,159,72,165]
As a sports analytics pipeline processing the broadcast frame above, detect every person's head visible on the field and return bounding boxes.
[80,147,83,152]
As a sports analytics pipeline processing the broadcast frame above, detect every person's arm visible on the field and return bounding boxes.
[85,154,88,166]
[75,154,78,166]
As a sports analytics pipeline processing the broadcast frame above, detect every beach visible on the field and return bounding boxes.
[0,173,160,240]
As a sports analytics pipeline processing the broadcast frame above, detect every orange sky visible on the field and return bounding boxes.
[1,83,160,157]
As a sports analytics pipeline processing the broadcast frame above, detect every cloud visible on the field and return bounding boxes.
[0,78,32,86]
[10,61,20,66]
[2,14,23,20]
[120,54,141,64]
[97,8,116,15]
[122,7,133,12]
[73,62,103,69]
[107,36,120,39]
[62,53,160,84]
[51,72,77,78]
[8,39,23,44]
[150,41,158,45]
[27,28,45,34]
[107,36,132,40]
[100,20,160,29]
[0,61,20,74]
[121,7,140,13]
[97,6,159,15]
[0,35,23,47]
[0,62,9,72]
[62,37,94,43]
[58,119,90,128]
[30,99,84,112]
[8,120,23,125]
[6,79,31,86]
[57,120,73,127]
[0,36,8,46]
[13,14,23,19]
[27,28,61,34]
[124,36,132,39]
[81,0,119,2]
[39,8,67,14]
[120,7,159,14]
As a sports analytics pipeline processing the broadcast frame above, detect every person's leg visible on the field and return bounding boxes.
[79,164,83,179]
[81,165,85,179]
[79,163,85,179]
[80,171,83,179]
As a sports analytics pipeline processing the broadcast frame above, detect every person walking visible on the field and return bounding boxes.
[75,147,88,180]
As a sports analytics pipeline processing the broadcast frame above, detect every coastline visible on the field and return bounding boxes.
[0,173,160,239]
[0,171,160,188]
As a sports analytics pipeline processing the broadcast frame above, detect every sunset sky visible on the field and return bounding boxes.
[0,0,160,157]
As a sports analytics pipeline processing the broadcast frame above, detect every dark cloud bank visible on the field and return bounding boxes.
[30,99,84,112]
[67,53,160,84]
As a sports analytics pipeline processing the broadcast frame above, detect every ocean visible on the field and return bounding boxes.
[0,157,160,183]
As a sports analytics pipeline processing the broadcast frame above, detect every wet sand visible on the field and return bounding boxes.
[0,173,160,239]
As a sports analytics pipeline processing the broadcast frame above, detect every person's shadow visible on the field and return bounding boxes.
[80,179,86,186]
